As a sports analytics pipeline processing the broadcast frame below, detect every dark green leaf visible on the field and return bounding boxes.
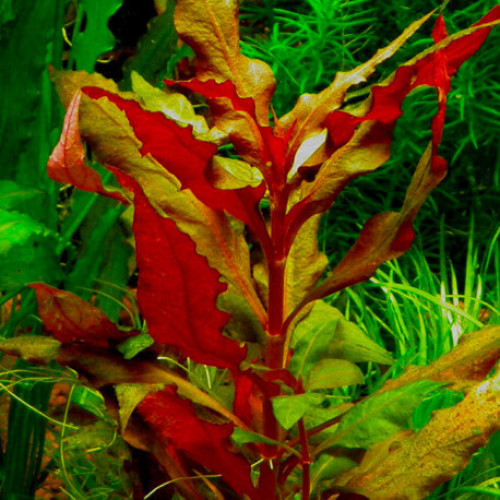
[231,428,279,446]
[0,210,62,290]
[123,1,178,86]
[320,380,442,451]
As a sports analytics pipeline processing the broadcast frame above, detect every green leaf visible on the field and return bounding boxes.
[289,302,341,380]
[304,402,354,444]
[328,309,393,365]
[0,180,45,214]
[118,333,154,360]
[321,380,442,451]
[0,0,14,28]
[231,428,279,446]
[71,0,123,72]
[70,385,114,423]
[271,392,324,430]
[306,359,364,391]
[310,453,358,487]
[289,300,392,381]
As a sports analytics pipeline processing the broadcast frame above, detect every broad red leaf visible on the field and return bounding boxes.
[47,90,128,204]
[138,386,257,498]
[29,283,127,347]
[117,174,246,369]
[82,86,268,242]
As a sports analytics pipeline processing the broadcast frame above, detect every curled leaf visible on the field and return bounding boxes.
[47,90,128,204]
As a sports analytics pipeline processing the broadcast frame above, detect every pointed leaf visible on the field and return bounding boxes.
[306,359,364,391]
[289,302,341,381]
[174,0,275,125]
[137,386,257,498]
[279,10,434,152]
[306,144,442,302]
[285,216,328,316]
[29,283,128,347]
[117,333,154,360]
[318,380,442,452]
[290,301,392,381]
[340,372,500,499]
[120,176,246,369]
[286,8,500,246]
[377,325,500,394]
[288,129,328,181]
[115,383,163,431]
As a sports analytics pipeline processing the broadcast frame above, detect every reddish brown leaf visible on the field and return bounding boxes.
[278,11,435,157]
[47,91,128,204]
[117,174,246,369]
[376,325,500,394]
[138,386,257,498]
[304,143,442,303]
[286,8,500,240]
[29,283,127,347]
[173,0,275,126]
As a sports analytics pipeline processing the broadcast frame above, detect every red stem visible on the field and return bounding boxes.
[298,419,311,500]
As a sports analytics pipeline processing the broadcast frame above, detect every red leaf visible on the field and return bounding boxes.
[82,86,266,237]
[290,8,500,247]
[29,283,127,347]
[166,78,257,118]
[432,14,449,43]
[47,91,128,204]
[166,78,290,185]
[138,386,257,498]
[118,174,246,369]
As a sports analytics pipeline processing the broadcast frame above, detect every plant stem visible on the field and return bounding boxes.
[298,419,311,500]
